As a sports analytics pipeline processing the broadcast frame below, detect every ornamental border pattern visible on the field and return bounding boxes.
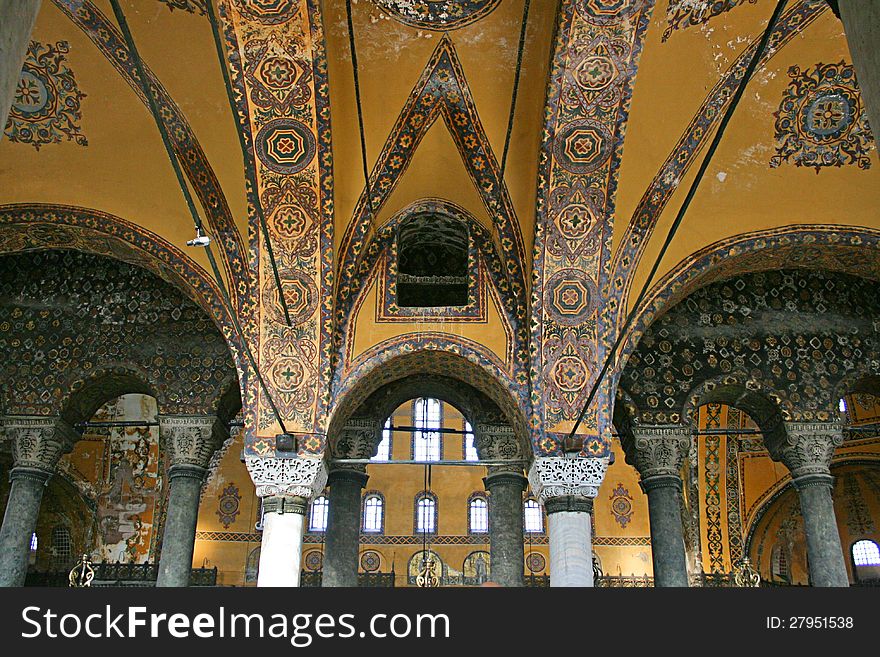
[530,0,655,456]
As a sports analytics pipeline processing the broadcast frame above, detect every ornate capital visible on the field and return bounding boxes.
[475,424,526,475]
[624,425,691,481]
[331,417,382,460]
[245,456,328,499]
[159,415,219,469]
[766,422,844,480]
[528,456,608,505]
[3,416,78,472]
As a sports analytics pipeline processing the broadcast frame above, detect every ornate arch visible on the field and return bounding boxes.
[329,336,529,455]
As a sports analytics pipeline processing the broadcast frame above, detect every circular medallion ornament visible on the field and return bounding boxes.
[271,358,305,392]
[526,552,546,573]
[360,550,381,572]
[373,0,502,31]
[801,90,855,141]
[255,118,316,175]
[11,68,55,120]
[262,269,319,326]
[574,55,618,92]
[552,356,588,393]
[545,269,597,326]
[554,119,613,174]
[233,0,299,25]
[304,550,323,571]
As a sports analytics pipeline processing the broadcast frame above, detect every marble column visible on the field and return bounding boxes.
[529,456,608,587]
[156,415,220,587]
[323,467,368,587]
[766,422,849,587]
[0,416,76,587]
[837,1,880,147]
[484,470,527,587]
[246,456,328,587]
[0,0,41,134]
[624,426,691,587]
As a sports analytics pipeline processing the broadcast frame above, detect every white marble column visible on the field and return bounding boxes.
[529,456,608,587]
[246,456,328,588]
[0,0,42,134]
[258,495,307,587]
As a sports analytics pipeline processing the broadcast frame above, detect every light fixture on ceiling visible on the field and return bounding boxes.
[186,227,211,248]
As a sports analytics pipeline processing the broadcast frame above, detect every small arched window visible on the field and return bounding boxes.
[463,421,478,461]
[29,532,38,566]
[372,418,392,461]
[412,398,442,461]
[524,499,544,534]
[309,496,329,533]
[415,493,437,534]
[397,212,469,307]
[51,526,72,570]
[363,493,384,534]
[469,494,489,534]
[770,543,790,582]
[852,539,880,566]
[245,547,260,584]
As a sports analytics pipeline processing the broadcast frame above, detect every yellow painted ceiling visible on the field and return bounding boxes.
[616,1,879,311]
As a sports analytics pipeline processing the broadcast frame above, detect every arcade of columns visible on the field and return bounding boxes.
[0,0,877,588]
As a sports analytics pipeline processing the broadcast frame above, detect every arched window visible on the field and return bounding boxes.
[51,526,72,570]
[372,418,392,461]
[463,421,478,461]
[415,493,437,534]
[770,543,790,583]
[412,398,442,461]
[309,496,329,533]
[852,540,880,566]
[363,493,384,534]
[524,499,544,533]
[396,212,469,307]
[468,494,489,534]
[245,547,260,584]
[29,532,38,566]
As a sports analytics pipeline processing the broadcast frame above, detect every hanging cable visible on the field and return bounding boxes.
[345,0,379,234]
[500,0,531,182]
[203,0,293,327]
[567,0,788,441]
[108,0,289,435]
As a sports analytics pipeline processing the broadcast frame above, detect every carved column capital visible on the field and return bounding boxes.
[475,423,525,475]
[528,456,609,506]
[331,417,382,460]
[623,425,691,481]
[2,415,78,473]
[159,415,220,469]
[245,456,328,499]
[766,422,844,480]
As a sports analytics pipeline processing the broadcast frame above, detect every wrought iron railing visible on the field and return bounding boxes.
[25,562,217,587]
[299,571,396,587]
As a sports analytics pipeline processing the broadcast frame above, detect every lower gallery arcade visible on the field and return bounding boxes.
[0,0,879,589]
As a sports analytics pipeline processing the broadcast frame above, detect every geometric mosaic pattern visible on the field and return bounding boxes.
[4,41,87,150]
[770,61,874,173]
[0,250,235,417]
[622,268,880,424]
[373,0,501,30]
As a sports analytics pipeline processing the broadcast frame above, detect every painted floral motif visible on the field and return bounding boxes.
[609,483,633,528]
[770,62,874,173]
[216,483,242,528]
[4,41,87,150]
